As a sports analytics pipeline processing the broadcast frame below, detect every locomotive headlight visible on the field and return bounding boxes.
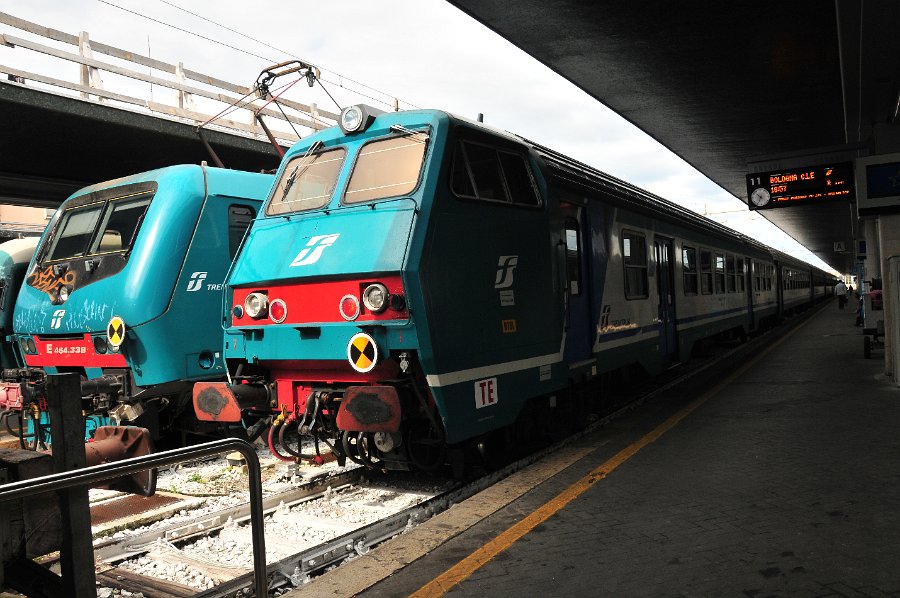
[340,105,364,133]
[58,286,70,303]
[269,299,288,324]
[244,292,269,319]
[21,337,37,355]
[340,294,361,321]
[362,283,389,313]
[93,335,108,354]
[338,104,382,134]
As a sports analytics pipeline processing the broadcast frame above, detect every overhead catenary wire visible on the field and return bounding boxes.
[157,0,419,110]
[96,0,417,110]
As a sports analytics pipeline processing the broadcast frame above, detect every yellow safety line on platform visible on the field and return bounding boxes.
[412,315,811,597]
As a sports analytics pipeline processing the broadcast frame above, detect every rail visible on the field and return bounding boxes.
[0,11,340,145]
[0,438,268,598]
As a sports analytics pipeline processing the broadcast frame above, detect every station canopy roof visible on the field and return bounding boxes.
[447,0,900,274]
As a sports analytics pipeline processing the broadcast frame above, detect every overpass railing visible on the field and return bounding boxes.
[0,11,341,145]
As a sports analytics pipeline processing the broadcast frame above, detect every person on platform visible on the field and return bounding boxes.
[835,280,848,309]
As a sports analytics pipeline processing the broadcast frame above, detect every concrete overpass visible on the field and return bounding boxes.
[0,80,285,208]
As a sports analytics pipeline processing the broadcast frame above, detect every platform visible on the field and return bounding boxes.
[298,301,900,597]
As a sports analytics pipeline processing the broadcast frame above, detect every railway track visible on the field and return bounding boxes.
[82,308,822,597]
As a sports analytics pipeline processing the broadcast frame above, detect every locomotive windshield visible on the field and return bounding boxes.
[45,193,152,262]
[266,147,346,216]
[343,132,428,204]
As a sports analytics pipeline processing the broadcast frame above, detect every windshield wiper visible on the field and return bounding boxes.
[281,140,323,199]
[390,124,429,142]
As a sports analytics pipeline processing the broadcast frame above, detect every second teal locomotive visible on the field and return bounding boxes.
[11,165,270,442]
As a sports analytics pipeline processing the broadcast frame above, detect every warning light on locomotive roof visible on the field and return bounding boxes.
[745,162,855,210]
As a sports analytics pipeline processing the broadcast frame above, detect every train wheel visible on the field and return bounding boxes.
[406,420,446,472]
[356,433,383,468]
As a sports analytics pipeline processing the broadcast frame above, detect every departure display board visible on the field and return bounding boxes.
[745,162,854,210]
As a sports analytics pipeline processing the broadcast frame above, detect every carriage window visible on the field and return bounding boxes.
[714,253,725,294]
[266,147,346,216]
[344,134,427,204]
[452,141,540,206]
[700,250,712,295]
[623,231,648,299]
[682,246,698,295]
[738,259,746,292]
[565,219,582,296]
[46,203,103,261]
[89,195,151,255]
[228,205,257,259]
[726,255,736,293]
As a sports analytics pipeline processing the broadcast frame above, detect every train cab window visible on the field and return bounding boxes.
[89,195,151,255]
[682,246,698,295]
[622,231,648,299]
[700,249,712,295]
[726,255,736,293]
[564,219,582,296]
[228,205,257,259]
[452,141,540,206]
[714,253,725,294]
[266,147,346,216]
[46,203,103,261]
[344,133,427,204]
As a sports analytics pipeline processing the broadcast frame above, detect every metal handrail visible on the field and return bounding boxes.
[0,438,268,597]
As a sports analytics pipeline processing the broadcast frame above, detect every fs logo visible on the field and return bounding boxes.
[600,305,611,330]
[186,271,208,292]
[50,309,65,330]
[290,234,340,267]
[494,256,519,289]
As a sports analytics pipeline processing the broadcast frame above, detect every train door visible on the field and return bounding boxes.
[654,237,677,362]
[562,207,593,363]
[745,257,755,329]
[775,263,784,319]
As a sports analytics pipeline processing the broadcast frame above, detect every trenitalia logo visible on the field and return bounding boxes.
[290,234,340,267]
[50,309,65,329]
[494,256,519,289]
[186,271,208,292]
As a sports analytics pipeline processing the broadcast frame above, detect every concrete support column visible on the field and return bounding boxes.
[877,215,900,382]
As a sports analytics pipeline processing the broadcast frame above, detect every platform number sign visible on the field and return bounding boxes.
[475,377,498,409]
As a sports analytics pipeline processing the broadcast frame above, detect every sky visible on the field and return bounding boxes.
[0,0,838,273]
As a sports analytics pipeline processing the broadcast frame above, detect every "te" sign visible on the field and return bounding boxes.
[474,377,498,409]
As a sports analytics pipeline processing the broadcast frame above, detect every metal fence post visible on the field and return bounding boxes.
[46,373,96,597]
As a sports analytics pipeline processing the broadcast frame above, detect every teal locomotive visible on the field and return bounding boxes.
[10,164,271,443]
[192,105,834,470]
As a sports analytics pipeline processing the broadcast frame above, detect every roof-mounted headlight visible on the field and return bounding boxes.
[245,292,269,319]
[339,104,383,134]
